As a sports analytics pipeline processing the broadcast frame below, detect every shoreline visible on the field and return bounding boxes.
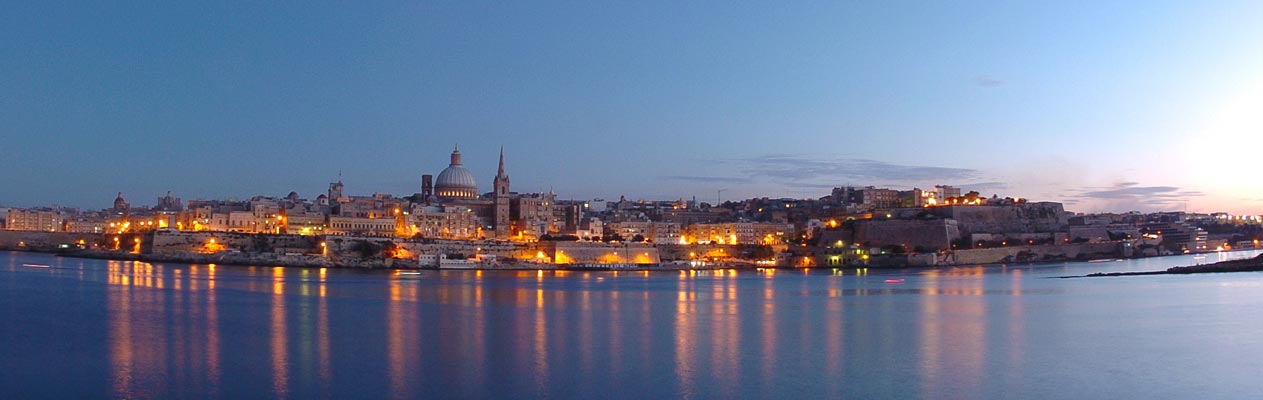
[7,246,1260,273]
[1059,253,1263,278]
[6,248,761,272]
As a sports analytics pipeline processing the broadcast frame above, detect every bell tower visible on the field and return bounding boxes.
[493,146,511,239]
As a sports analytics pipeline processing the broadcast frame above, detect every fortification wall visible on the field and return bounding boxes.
[541,242,660,264]
[931,203,1067,234]
[853,219,960,250]
[0,230,103,251]
[151,231,321,255]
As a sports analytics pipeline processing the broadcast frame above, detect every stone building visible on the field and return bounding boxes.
[4,208,65,232]
[683,222,792,245]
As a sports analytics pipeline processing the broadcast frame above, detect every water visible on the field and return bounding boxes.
[2,250,1262,399]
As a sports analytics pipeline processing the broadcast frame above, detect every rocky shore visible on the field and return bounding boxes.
[1065,254,1263,278]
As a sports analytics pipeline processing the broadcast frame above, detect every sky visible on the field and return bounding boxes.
[2,1,1261,214]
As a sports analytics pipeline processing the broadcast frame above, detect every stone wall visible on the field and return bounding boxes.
[392,239,531,259]
[539,242,660,264]
[0,230,103,251]
[853,219,960,250]
[930,203,1067,235]
[151,231,321,255]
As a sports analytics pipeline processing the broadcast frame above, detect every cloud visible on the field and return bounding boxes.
[956,181,1008,191]
[1081,186,1189,199]
[1072,183,1204,209]
[737,154,980,186]
[973,75,1005,88]
[661,175,753,184]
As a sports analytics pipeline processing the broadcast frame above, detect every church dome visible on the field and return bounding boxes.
[435,147,478,200]
[113,192,128,210]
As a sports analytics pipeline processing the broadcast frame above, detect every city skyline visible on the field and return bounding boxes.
[0,144,1250,216]
[3,2,1261,213]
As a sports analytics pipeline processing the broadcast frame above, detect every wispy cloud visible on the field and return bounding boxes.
[737,154,980,186]
[973,75,1005,88]
[1073,182,1203,209]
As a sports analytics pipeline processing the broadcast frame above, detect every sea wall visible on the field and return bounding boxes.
[0,230,103,251]
[151,231,321,255]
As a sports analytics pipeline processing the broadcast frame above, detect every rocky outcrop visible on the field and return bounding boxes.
[1071,254,1263,278]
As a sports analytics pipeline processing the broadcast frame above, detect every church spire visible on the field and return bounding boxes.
[496,145,508,179]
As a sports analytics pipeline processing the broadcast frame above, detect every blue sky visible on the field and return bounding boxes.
[2,1,1261,213]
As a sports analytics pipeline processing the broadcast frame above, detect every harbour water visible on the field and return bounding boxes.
[3,250,1263,399]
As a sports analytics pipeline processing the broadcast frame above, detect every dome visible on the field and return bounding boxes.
[434,147,478,200]
[113,192,128,210]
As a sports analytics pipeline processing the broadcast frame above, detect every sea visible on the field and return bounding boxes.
[3,249,1263,399]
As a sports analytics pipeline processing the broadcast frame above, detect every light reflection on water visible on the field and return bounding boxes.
[2,250,1263,398]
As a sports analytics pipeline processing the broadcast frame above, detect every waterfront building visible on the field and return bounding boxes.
[4,208,65,232]
[511,192,575,240]
[328,216,397,237]
[284,213,327,236]
[1142,221,1209,253]
[683,222,791,245]
[815,230,869,266]
[605,221,681,243]
[408,205,479,239]
[935,185,962,201]
[858,187,900,209]
[65,216,109,234]
[576,217,604,239]
[909,186,960,207]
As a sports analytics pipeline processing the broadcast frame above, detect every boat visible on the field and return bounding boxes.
[396,271,423,276]
[21,264,51,268]
[884,278,905,283]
